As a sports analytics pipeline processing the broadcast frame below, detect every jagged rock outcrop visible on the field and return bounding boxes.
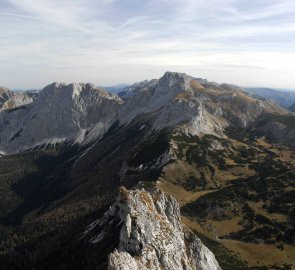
[82,187,221,270]
[0,87,33,111]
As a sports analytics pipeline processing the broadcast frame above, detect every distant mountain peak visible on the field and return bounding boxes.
[0,82,123,154]
[0,86,33,111]
[157,71,189,90]
[0,86,10,94]
[244,87,295,107]
[42,82,120,101]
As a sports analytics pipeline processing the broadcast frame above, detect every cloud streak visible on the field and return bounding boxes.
[0,0,294,89]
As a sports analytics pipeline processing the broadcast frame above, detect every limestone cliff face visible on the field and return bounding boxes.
[0,83,122,154]
[82,188,221,270]
[0,87,33,111]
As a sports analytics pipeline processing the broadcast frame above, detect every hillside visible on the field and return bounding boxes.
[288,103,295,112]
[244,87,295,108]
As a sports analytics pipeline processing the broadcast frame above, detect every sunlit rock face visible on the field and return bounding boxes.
[0,83,123,154]
[83,187,221,270]
[0,87,33,111]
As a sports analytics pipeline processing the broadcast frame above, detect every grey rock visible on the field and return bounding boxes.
[82,187,222,270]
[0,83,122,154]
[0,87,33,111]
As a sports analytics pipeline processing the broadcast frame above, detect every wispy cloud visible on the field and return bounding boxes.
[0,11,38,19]
[0,0,294,89]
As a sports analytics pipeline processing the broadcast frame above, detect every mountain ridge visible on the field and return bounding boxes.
[244,87,295,107]
[0,71,291,155]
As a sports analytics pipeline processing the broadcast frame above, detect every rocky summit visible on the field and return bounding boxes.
[0,83,122,154]
[83,187,221,270]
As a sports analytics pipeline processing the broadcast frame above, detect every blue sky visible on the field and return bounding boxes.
[0,0,295,89]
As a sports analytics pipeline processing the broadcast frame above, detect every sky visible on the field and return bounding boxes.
[0,0,295,89]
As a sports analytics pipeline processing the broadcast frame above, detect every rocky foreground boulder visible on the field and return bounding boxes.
[82,187,221,270]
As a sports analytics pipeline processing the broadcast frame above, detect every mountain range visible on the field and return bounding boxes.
[0,72,294,269]
[244,87,295,108]
[0,72,291,155]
